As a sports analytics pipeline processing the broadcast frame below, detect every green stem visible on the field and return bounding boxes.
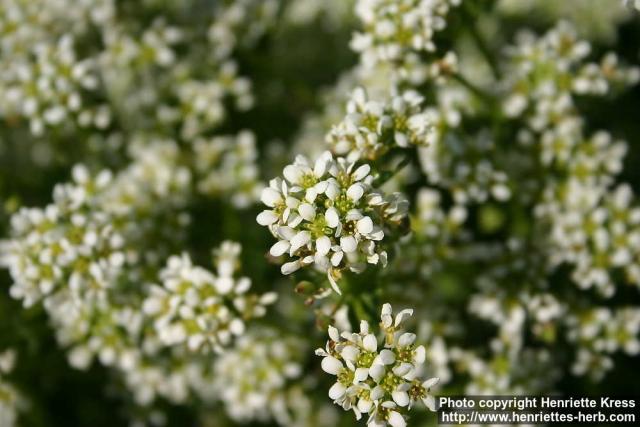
[461,2,501,80]
[452,73,495,103]
[376,153,412,186]
[350,296,373,324]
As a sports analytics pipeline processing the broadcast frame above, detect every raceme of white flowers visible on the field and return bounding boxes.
[257,151,409,294]
[193,130,262,208]
[1,0,640,426]
[351,0,461,83]
[327,88,434,161]
[316,304,438,427]
[0,149,274,406]
[212,328,306,425]
[143,242,277,353]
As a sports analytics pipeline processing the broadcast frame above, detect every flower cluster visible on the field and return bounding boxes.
[316,304,438,427]
[143,242,276,353]
[419,132,512,204]
[450,346,558,395]
[0,35,109,136]
[351,0,461,81]
[212,328,305,425]
[257,152,408,293]
[502,22,639,123]
[0,141,191,366]
[193,130,262,208]
[327,88,433,161]
[500,23,640,297]
[174,63,253,141]
[539,182,640,296]
[567,307,640,380]
[208,0,279,60]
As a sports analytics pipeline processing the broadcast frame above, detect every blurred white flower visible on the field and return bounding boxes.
[327,87,434,161]
[143,242,276,353]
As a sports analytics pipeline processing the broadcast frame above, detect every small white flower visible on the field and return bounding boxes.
[257,151,408,293]
[316,304,438,426]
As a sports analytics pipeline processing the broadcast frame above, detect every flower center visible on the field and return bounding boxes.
[337,368,355,386]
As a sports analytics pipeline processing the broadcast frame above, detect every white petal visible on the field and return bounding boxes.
[360,320,370,334]
[357,398,373,413]
[369,364,385,381]
[305,188,318,203]
[345,209,363,221]
[422,377,439,389]
[357,216,374,234]
[325,182,340,200]
[328,382,346,400]
[369,227,384,241]
[287,212,303,228]
[328,269,342,295]
[261,188,282,207]
[354,367,369,383]
[392,363,413,377]
[363,334,377,352]
[256,210,278,225]
[281,261,301,275]
[341,345,359,361]
[381,303,392,316]
[315,348,329,357]
[283,165,304,184]
[340,236,358,253]
[423,395,436,412]
[331,251,344,266]
[378,349,395,365]
[398,333,416,348]
[229,318,245,335]
[395,309,413,326]
[414,345,426,364]
[290,231,311,253]
[316,236,331,256]
[314,156,330,177]
[277,226,296,240]
[314,180,328,194]
[328,326,340,342]
[321,356,343,375]
[286,196,300,209]
[371,385,385,400]
[298,203,316,221]
[313,253,329,270]
[269,240,290,257]
[325,207,340,228]
[388,411,406,427]
[353,164,371,181]
[347,183,365,201]
[392,390,410,407]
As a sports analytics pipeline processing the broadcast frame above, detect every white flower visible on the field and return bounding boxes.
[316,304,438,426]
[193,131,261,208]
[212,328,305,425]
[257,151,408,294]
[351,0,460,82]
[143,242,276,353]
[327,88,433,161]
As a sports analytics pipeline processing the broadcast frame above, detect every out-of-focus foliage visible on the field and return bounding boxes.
[1,0,640,426]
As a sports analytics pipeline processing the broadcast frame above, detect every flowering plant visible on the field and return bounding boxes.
[0,1,640,426]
